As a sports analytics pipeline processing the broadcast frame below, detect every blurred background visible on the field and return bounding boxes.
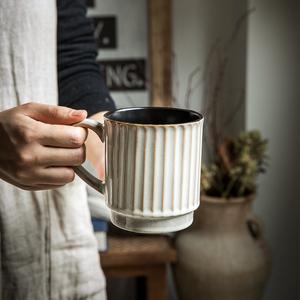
[86,0,299,299]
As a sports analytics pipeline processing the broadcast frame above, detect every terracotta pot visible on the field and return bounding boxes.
[173,194,272,300]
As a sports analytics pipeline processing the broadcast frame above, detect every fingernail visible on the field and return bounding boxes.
[70,110,86,117]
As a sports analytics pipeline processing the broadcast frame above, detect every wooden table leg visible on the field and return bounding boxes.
[100,236,177,300]
[146,265,168,300]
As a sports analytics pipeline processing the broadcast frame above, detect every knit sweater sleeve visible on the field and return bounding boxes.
[57,0,116,116]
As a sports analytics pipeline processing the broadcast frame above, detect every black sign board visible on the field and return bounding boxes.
[99,59,147,91]
[85,0,94,8]
[93,17,117,49]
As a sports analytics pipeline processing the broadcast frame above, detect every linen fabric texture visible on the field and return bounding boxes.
[0,0,108,299]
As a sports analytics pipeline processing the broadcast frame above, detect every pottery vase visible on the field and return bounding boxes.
[173,194,272,300]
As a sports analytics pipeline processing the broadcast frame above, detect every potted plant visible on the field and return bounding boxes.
[173,130,272,300]
[200,130,268,199]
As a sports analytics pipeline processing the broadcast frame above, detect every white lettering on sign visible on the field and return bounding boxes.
[106,64,144,88]
[99,59,146,91]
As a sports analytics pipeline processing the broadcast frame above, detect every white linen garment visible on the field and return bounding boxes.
[0,0,106,299]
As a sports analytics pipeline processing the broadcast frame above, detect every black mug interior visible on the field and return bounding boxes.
[105,107,202,125]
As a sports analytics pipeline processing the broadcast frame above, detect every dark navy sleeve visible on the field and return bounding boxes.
[57,0,116,116]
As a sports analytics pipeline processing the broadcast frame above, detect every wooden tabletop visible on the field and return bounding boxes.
[100,235,177,268]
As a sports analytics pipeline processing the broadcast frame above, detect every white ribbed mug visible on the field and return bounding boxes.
[73,107,204,233]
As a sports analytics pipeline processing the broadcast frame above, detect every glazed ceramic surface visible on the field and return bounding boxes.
[73,107,204,233]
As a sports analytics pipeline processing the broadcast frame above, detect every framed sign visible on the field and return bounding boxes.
[87,0,172,107]
[99,59,146,91]
[93,16,117,49]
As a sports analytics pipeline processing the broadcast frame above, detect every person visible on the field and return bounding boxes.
[0,0,115,299]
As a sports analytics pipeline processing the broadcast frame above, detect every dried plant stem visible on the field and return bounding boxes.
[172,52,181,107]
[222,176,237,198]
[202,8,255,161]
[223,7,256,55]
[184,66,202,109]
[221,88,245,131]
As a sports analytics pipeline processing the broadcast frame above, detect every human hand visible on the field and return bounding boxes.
[0,103,88,190]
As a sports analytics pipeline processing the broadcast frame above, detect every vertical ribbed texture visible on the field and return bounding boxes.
[105,120,203,218]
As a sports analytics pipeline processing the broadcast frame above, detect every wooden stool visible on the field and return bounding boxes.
[100,235,177,300]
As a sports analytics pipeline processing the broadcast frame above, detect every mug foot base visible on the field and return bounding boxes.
[110,211,194,234]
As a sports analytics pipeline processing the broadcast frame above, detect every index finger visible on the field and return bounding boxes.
[21,103,87,125]
[37,123,88,148]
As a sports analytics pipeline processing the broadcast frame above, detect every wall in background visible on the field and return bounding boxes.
[172,0,247,118]
[172,0,248,165]
[87,0,149,108]
[246,0,299,299]
[87,1,299,299]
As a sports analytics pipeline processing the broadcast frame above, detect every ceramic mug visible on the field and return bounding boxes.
[73,107,204,233]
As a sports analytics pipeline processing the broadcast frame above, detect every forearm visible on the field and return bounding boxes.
[57,0,116,116]
[56,0,116,179]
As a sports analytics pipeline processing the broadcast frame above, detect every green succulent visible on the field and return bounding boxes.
[201,130,268,198]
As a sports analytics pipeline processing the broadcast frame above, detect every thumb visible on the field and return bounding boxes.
[21,103,88,125]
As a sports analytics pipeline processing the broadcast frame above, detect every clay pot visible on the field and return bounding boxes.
[173,194,272,300]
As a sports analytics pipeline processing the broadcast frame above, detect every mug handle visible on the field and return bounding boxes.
[72,118,105,194]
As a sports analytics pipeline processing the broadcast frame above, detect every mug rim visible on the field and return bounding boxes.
[104,106,204,127]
